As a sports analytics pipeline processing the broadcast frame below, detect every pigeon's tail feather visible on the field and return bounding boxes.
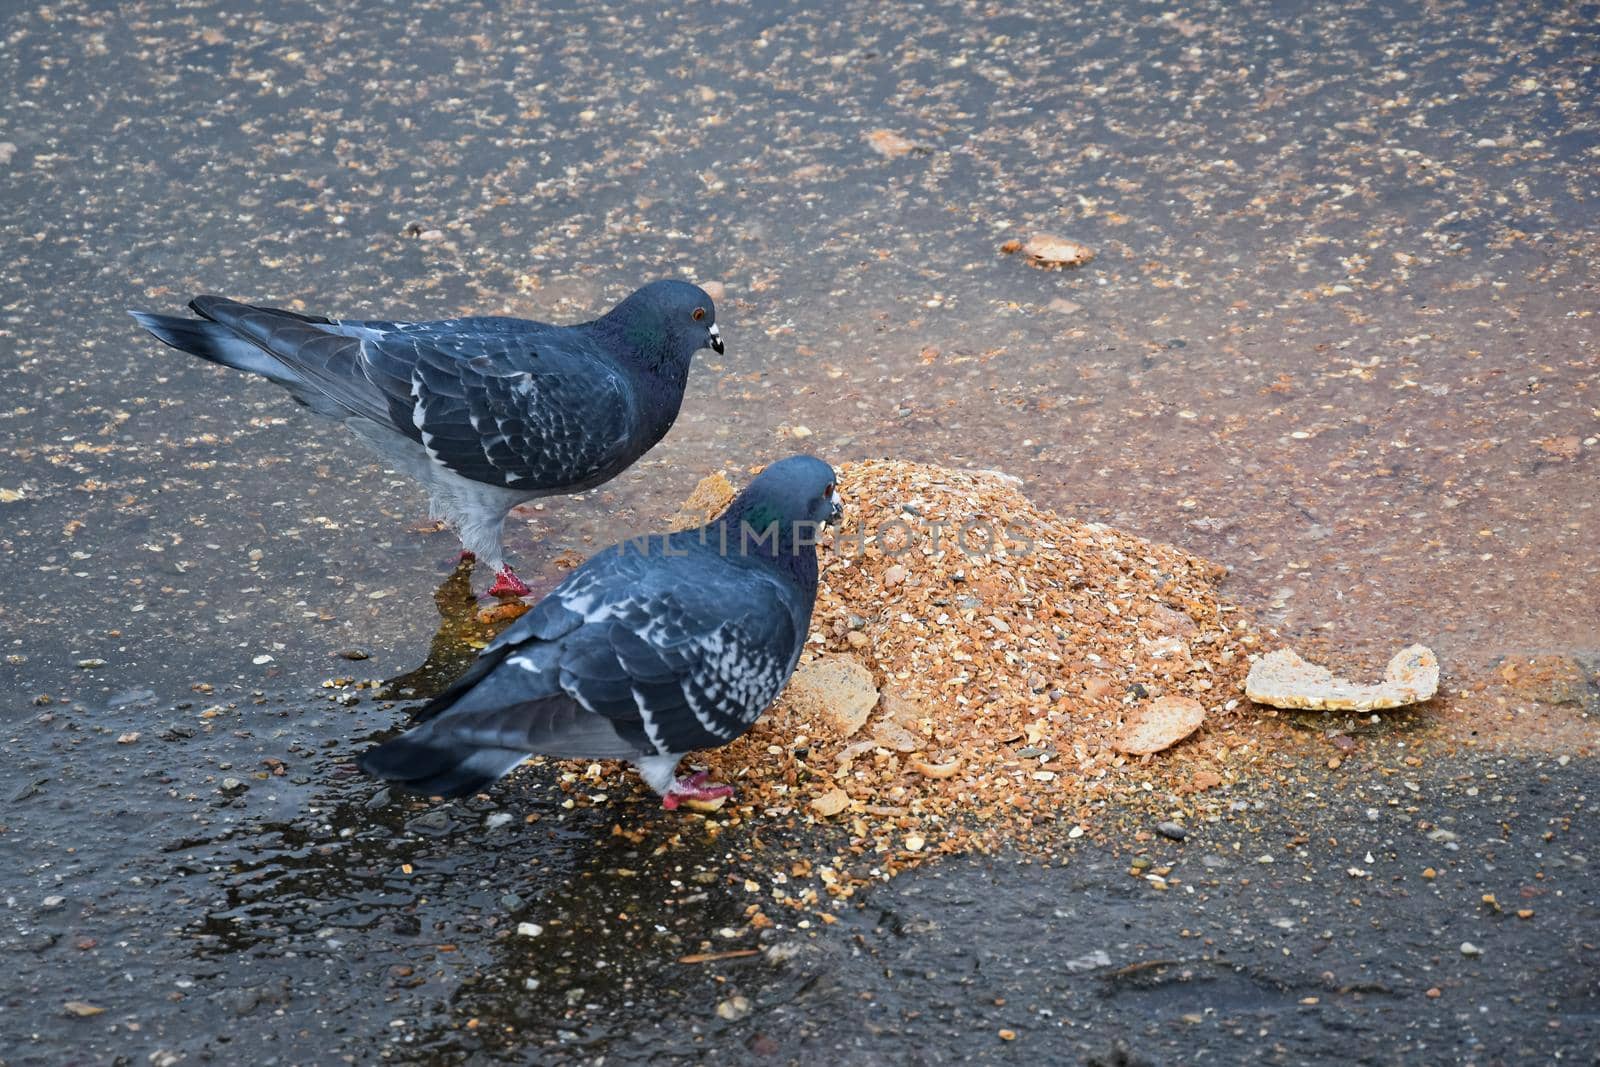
[358,720,528,799]
[128,310,303,388]
[183,295,392,425]
[131,303,354,418]
[239,302,338,327]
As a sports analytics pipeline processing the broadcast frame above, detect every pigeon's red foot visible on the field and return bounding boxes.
[486,566,531,599]
[661,770,735,810]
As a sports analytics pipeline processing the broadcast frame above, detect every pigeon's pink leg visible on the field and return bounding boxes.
[661,770,735,810]
[486,565,531,599]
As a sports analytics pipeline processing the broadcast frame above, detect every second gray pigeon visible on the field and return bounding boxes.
[130,279,723,597]
[357,455,843,809]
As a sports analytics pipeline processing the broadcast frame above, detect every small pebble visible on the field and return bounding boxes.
[1156,821,1187,841]
[715,995,751,1021]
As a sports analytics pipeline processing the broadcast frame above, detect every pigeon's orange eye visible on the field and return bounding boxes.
[692,307,706,321]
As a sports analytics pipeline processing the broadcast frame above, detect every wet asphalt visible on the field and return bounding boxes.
[8,705,1597,1063]
[2,0,1597,1063]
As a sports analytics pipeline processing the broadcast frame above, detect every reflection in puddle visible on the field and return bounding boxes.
[374,558,529,703]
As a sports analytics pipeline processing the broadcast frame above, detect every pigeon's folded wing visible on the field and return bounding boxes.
[553,565,804,755]
[404,345,635,490]
[406,546,802,763]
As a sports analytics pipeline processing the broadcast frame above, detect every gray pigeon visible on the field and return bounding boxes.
[357,455,843,808]
[129,280,723,597]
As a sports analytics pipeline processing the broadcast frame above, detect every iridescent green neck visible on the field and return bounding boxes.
[711,498,820,585]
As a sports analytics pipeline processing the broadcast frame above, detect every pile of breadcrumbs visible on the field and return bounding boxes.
[643,460,1276,896]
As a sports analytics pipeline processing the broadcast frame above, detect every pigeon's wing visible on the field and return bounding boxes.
[397,657,649,763]
[404,343,637,490]
[544,547,805,756]
[356,636,644,797]
[188,298,637,491]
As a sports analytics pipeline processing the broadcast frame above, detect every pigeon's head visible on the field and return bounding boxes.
[719,455,844,557]
[607,279,723,370]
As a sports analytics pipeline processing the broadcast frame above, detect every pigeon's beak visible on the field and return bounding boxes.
[826,487,844,525]
[707,323,724,355]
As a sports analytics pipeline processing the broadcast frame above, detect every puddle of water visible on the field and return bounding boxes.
[157,738,799,1054]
